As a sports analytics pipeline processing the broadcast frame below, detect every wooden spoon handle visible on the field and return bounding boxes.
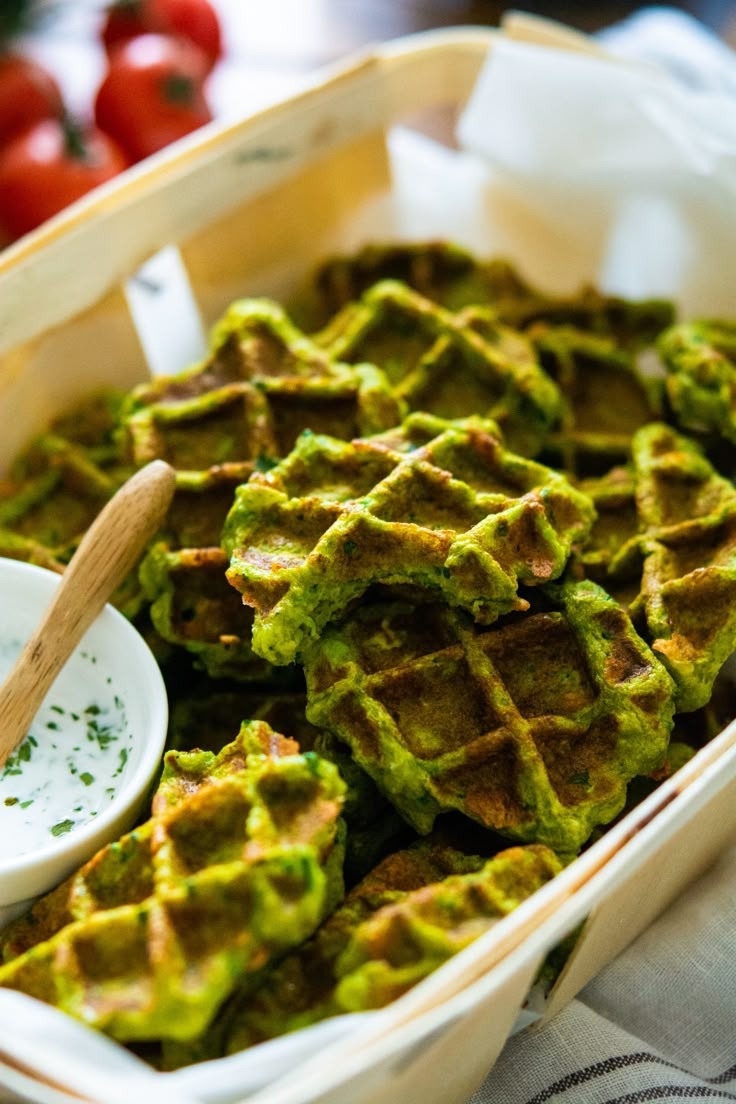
[0,460,176,768]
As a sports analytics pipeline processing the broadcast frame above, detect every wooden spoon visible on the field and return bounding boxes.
[0,459,176,769]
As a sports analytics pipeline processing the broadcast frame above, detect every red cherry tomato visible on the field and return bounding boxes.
[101,0,222,73]
[95,34,212,163]
[0,54,64,147]
[0,118,128,241]
[100,3,144,55]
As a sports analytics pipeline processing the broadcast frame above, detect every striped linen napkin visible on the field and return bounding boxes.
[474,838,736,1103]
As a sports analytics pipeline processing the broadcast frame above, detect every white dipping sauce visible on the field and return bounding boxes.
[0,639,134,859]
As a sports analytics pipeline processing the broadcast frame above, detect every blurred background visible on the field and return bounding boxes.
[1,0,734,243]
[205,1,735,61]
[15,0,736,121]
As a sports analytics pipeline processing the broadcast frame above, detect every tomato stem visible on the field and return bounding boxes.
[0,0,48,43]
[110,0,143,13]
[61,116,91,163]
[162,74,197,107]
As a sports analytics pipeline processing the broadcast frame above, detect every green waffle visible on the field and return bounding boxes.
[138,458,275,679]
[122,298,403,471]
[312,244,674,348]
[658,320,736,444]
[304,579,674,852]
[136,460,265,680]
[44,389,129,463]
[529,324,662,475]
[0,391,153,620]
[0,435,116,556]
[0,527,66,573]
[216,841,559,1057]
[223,413,595,666]
[0,436,266,674]
[125,299,403,677]
[161,839,559,1066]
[0,721,345,1044]
[313,280,561,457]
[577,424,736,711]
[333,842,561,1013]
[575,465,639,583]
[166,679,406,882]
[162,464,254,550]
[627,424,736,711]
[140,543,271,681]
[478,260,675,348]
[312,241,493,319]
[0,431,144,618]
[167,681,403,885]
[11,389,130,477]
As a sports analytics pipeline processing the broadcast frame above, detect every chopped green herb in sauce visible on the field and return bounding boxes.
[0,665,134,858]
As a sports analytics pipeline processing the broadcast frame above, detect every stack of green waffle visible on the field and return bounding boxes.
[223,412,595,664]
[127,298,404,681]
[0,241,734,1068]
[0,721,346,1042]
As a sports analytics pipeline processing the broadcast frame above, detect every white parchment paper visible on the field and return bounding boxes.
[457,35,736,314]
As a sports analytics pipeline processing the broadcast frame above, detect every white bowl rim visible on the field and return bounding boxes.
[0,558,168,882]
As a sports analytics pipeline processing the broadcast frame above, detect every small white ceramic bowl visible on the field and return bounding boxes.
[0,559,168,927]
